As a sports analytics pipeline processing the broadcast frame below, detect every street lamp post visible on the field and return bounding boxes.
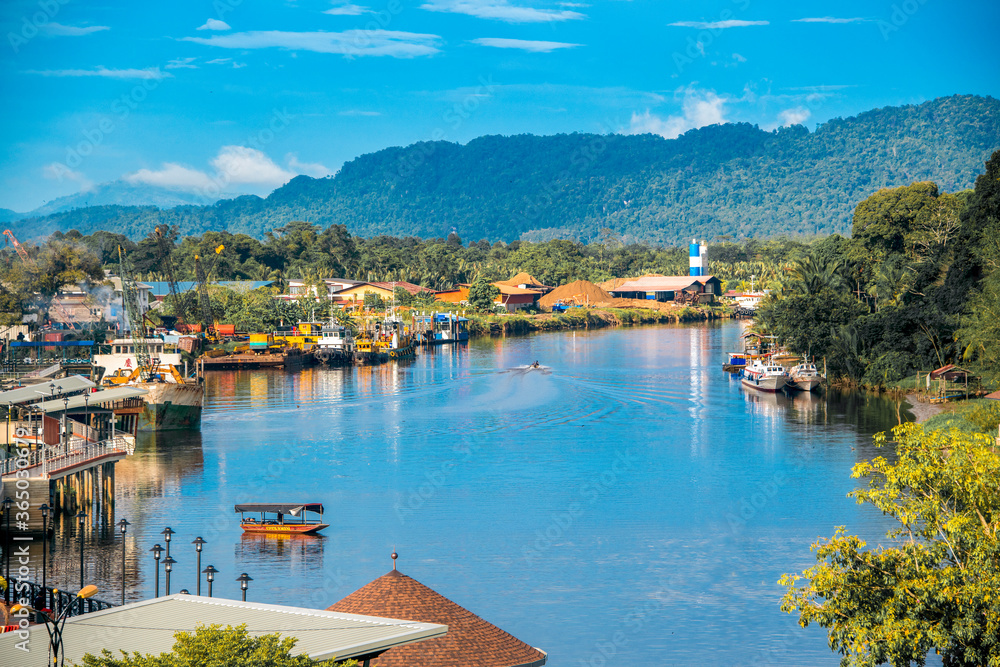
[118,518,130,605]
[192,537,206,596]
[39,503,50,603]
[3,496,11,604]
[161,526,174,557]
[76,510,87,590]
[12,585,99,667]
[83,393,90,439]
[237,572,252,602]
[150,544,163,597]
[163,556,176,596]
[62,396,69,453]
[202,565,218,598]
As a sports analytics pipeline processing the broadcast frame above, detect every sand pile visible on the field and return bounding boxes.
[539,280,615,308]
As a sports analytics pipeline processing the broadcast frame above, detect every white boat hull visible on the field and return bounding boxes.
[789,376,823,392]
[741,375,786,392]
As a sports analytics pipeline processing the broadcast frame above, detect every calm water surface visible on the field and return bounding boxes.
[38,321,912,665]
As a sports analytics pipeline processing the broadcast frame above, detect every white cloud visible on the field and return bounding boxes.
[182,30,441,58]
[197,19,231,31]
[668,19,769,29]
[166,57,198,69]
[628,89,727,139]
[778,106,811,127]
[26,67,172,80]
[471,37,581,52]
[287,154,330,177]
[232,61,247,68]
[421,0,585,23]
[125,163,215,190]
[125,147,300,193]
[42,163,91,189]
[339,109,382,116]
[39,23,109,36]
[211,146,295,186]
[206,58,231,64]
[732,52,747,62]
[792,17,871,24]
[324,3,370,15]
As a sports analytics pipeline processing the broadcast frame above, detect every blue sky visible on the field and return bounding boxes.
[1,0,997,212]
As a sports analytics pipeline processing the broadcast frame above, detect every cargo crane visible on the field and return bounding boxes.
[3,228,76,325]
[117,246,155,381]
[194,245,225,341]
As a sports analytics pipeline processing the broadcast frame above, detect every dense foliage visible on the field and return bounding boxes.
[8,95,998,245]
[780,423,1000,667]
[757,149,1000,387]
[81,623,357,666]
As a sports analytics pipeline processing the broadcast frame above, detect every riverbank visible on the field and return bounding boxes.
[464,304,726,337]
[903,392,945,424]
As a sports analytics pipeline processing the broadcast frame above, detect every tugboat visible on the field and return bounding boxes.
[95,338,203,431]
[314,321,354,366]
[236,503,328,535]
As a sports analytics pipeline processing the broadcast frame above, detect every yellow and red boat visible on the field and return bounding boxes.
[235,503,328,535]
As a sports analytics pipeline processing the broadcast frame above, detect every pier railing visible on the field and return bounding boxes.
[0,435,135,477]
[8,581,115,618]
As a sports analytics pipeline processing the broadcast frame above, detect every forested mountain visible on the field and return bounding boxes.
[11,94,999,244]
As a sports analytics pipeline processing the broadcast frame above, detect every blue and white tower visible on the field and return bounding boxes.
[689,239,703,276]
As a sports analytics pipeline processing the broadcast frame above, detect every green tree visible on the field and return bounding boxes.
[756,288,868,359]
[363,291,385,310]
[779,423,1000,667]
[81,623,357,667]
[468,278,500,313]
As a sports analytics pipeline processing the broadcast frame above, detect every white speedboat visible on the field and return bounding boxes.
[787,362,824,392]
[741,359,788,393]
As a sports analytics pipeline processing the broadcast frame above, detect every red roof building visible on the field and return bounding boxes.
[327,559,547,667]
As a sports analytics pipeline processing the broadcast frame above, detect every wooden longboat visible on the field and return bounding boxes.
[235,503,328,535]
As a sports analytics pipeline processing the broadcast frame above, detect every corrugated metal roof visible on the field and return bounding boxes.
[611,276,702,292]
[0,595,447,666]
[0,376,96,405]
[33,386,147,413]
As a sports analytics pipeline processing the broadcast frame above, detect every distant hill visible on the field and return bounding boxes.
[10,94,1000,244]
[0,209,22,224]
[12,181,234,221]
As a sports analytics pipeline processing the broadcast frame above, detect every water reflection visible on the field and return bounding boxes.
[6,324,917,665]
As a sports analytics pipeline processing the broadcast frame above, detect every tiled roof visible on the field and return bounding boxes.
[327,569,546,667]
[368,281,436,295]
[496,273,549,289]
[494,284,543,296]
[611,276,702,292]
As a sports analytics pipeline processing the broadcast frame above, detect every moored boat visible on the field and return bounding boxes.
[236,503,328,535]
[787,362,825,392]
[95,338,204,431]
[741,359,788,392]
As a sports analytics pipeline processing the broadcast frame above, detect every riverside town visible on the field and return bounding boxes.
[0,3,998,665]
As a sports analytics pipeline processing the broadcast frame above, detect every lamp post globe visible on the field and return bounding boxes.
[192,537,206,596]
[39,503,50,597]
[237,572,253,602]
[150,544,163,597]
[163,556,176,596]
[161,526,174,557]
[118,518,130,605]
[202,565,218,598]
[76,510,87,590]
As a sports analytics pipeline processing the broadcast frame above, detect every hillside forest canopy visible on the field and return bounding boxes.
[6,95,999,246]
[2,150,998,390]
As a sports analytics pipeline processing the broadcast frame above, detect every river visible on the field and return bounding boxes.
[32,321,910,665]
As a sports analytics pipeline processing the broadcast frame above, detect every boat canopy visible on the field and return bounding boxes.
[235,503,324,516]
